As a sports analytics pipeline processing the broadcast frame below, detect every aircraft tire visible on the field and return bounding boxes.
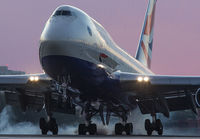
[156,119,163,135]
[89,124,97,135]
[78,124,86,135]
[39,117,48,135]
[145,119,151,131]
[49,117,58,135]
[115,123,123,135]
[41,129,48,135]
[125,123,133,135]
[145,119,152,136]
[39,117,46,130]
[147,129,152,136]
[52,125,58,135]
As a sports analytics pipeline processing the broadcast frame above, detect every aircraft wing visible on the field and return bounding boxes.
[0,73,51,91]
[0,74,75,114]
[112,71,200,117]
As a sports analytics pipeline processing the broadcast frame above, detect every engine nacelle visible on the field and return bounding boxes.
[0,91,6,112]
[195,88,200,107]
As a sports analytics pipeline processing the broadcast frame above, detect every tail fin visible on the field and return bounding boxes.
[135,0,157,69]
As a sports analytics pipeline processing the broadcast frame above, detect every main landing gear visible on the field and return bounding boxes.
[77,102,133,135]
[78,122,133,135]
[78,124,97,135]
[78,102,98,135]
[39,92,59,135]
[145,114,163,136]
[113,106,133,135]
[39,76,75,135]
[39,116,58,135]
[38,87,162,136]
[115,123,133,135]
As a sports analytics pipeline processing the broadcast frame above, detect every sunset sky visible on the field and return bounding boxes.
[0,0,200,75]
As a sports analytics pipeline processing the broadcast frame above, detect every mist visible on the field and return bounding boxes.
[0,103,200,135]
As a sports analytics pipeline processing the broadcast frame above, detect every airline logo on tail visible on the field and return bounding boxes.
[136,0,157,69]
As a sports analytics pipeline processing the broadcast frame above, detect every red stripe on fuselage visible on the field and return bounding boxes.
[100,53,108,58]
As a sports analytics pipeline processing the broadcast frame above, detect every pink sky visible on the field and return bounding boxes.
[0,0,200,75]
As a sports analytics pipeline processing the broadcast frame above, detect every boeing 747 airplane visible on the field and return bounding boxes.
[0,0,199,136]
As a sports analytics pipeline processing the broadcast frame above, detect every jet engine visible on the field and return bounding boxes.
[195,88,200,107]
[0,91,6,112]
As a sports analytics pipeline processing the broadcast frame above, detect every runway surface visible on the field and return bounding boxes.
[0,136,199,139]
[0,104,200,136]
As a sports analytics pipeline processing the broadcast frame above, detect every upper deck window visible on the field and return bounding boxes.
[54,10,72,16]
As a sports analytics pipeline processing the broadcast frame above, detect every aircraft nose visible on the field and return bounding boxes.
[40,7,97,44]
[39,17,86,61]
[40,16,77,41]
[39,5,100,73]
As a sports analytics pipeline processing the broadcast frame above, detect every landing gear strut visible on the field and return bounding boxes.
[78,102,97,135]
[39,92,58,135]
[145,114,163,136]
[39,76,75,135]
[114,106,133,135]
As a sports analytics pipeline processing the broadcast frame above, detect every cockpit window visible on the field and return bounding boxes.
[54,11,62,16]
[54,10,72,16]
[62,11,71,16]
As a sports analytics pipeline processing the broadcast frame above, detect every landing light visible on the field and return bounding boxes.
[29,76,39,82]
[137,76,150,82]
[144,77,149,82]
[97,64,104,69]
[29,76,35,81]
[34,76,39,81]
[137,77,143,82]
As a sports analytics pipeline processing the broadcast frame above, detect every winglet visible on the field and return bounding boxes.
[135,0,157,69]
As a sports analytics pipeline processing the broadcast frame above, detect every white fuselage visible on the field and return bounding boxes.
[39,5,153,80]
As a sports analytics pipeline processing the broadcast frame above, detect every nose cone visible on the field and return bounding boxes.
[40,5,93,42]
[40,14,77,41]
